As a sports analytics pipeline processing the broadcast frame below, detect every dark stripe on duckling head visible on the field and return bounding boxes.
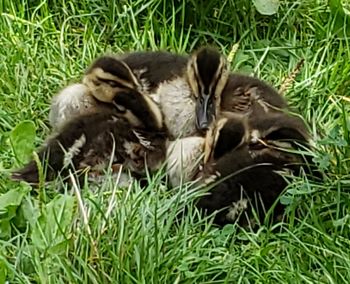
[87,56,136,84]
[86,56,141,92]
[195,47,223,95]
[113,90,163,131]
[97,77,127,89]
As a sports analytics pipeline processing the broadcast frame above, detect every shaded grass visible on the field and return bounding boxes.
[0,0,350,283]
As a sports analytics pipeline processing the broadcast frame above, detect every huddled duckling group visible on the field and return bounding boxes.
[12,46,315,226]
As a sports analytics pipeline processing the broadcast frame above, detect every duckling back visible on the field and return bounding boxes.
[120,51,188,93]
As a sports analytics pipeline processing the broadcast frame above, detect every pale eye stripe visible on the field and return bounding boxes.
[97,77,125,88]
[209,68,223,94]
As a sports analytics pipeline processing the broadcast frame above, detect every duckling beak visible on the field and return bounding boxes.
[196,94,215,131]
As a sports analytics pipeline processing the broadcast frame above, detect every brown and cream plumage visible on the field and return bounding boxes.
[12,88,167,185]
[195,107,312,226]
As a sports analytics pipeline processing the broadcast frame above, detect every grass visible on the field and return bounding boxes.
[0,0,350,282]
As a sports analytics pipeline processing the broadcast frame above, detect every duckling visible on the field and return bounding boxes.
[151,47,288,138]
[49,57,162,133]
[12,113,166,184]
[187,48,289,133]
[195,110,312,226]
[12,89,167,185]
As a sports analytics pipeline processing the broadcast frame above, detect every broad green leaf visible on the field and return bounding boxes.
[0,259,7,284]
[329,0,350,36]
[280,194,293,205]
[47,239,71,255]
[252,0,279,15]
[0,186,30,217]
[31,194,75,254]
[0,220,11,240]
[9,120,36,166]
[0,185,30,239]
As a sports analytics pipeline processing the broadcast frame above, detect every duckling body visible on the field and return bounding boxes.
[195,109,311,226]
[196,145,290,226]
[13,111,167,185]
[13,87,167,185]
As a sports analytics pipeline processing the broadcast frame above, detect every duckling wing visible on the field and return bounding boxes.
[220,74,287,115]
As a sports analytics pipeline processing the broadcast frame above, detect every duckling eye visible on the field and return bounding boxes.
[106,80,118,87]
[97,77,121,88]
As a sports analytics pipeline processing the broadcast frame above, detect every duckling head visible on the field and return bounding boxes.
[83,56,141,103]
[187,47,229,132]
[110,89,164,131]
[247,112,310,149]
[83,56,164,132]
